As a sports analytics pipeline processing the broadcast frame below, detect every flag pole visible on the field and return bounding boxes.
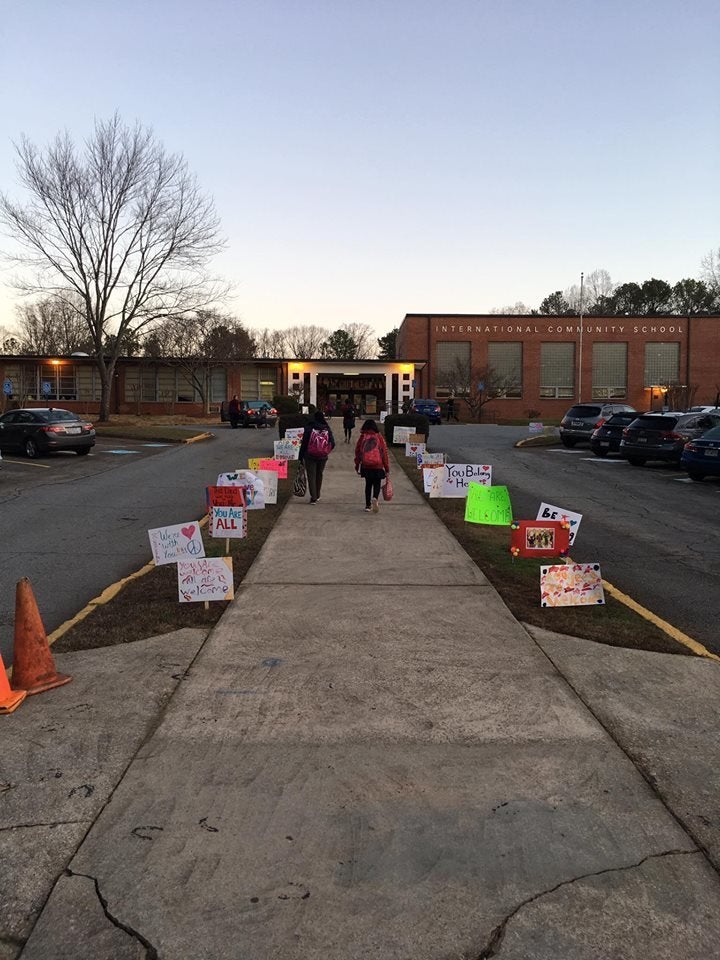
[578,272,585,402]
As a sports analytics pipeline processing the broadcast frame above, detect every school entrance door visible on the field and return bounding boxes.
[316,374,386,416]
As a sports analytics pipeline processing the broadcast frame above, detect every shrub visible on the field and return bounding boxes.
[383,413,430,445]
[278,413,311,437]
[273,395,300,414]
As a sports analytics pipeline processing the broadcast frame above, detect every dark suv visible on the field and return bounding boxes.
[220,400,278,428]
[620,412,720,466]
[559,402,637,447]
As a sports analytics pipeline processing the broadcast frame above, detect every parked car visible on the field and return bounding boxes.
[680,425,720,481]
[409,398,442,423]
[559,402,637,447]
[686,405,720,414]
[589,412,639,457]
[0,407,95,458]
[220,399,278,428]
[620,412,720,466]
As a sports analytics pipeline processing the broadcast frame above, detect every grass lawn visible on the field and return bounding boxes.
[392,447,689,657]
[93,413,218,444]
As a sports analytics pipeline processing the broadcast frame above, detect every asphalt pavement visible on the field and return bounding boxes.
[4,435,720,959]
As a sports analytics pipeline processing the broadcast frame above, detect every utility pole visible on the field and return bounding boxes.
[578,272,585,402]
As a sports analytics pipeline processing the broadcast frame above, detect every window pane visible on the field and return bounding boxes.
[488,342,522,397]
[210,367,227,402]
[436,342,470,391]
[644,342,680,386]
[541,343,575,398]
[592,343,627,399]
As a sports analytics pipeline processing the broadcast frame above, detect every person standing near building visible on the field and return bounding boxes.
[354,419,389,513]
[341,397,356,443]
[228,395,240,429]
[299,410,335,504]
[446,396,459,422]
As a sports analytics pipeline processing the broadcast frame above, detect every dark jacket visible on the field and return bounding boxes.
[299,420,336,461]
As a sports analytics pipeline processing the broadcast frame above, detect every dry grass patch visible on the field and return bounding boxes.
[394,450,689,656]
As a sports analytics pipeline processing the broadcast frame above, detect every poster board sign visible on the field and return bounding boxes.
[540,563,605,607]
[408,433,425,443]
[217,472,247,487]
[510,520,570,558]
[528,422,544,434]
[536,502,583,546]
[284,427,305,440]
[242,474,265,510]
[422,465,444,498]
[210,505,246,538]
[148,522,205,565]
[393,426,414,445]
[418,452,444,471]
[248,457,262,470]
[443,463,492,497]
[405,441,426,458]
[274,438,301,460]
[464,484,512,525]
[256,469,278,504]
[178,557,234,603]
[258,458,288,479]
[379,411,388,422]
[206,486,245,510]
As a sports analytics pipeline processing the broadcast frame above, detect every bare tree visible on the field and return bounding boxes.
[440,356,521,421]
[284,324,329,359]
[15,292,92,354]
[700,247,720,294]
[341,322,377,359]
[252,327,288,357]
[0,114,227,420]
[489,302,531,315]
[1,327,21,352]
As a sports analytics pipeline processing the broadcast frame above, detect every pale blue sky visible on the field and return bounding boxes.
[1,0,718,337]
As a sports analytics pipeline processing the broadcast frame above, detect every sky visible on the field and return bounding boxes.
[1,0,719,339]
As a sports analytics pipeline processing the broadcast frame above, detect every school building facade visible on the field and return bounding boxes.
[397,313,720,418]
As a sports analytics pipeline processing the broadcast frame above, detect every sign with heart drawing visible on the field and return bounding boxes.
[148,521,206,565]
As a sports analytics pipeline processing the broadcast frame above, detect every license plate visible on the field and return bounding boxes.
[65,427,81,434]
[705,449,718,458]
[600,441,610,447]
[571,420,582,426]
[638,437,647,442]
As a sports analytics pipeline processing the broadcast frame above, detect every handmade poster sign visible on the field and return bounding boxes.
[422,465,444,498]
[528,422,544,434]
[540,563,605,607]
[408,433,425,443]
[393,426,414,445]
[418,452,444,471]
[443,463,492,497]
[242,474,266,510]
[148,522,205,565]
[274,438,301,460]
[406,441,426,458]
[258,458,288,479]
[510,520,570,558]
[178,557,234,603]
[210,505,246,538]
[206,486,245,510]
[284,427,305,440]
[217,472,246,487]
[536,502,582,546]
[256,469,278,504]
[379,411,388,422]
[247,457,262,470]
[464,483,512,525]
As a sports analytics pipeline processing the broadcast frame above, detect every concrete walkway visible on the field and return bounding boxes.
[11,436,720,958]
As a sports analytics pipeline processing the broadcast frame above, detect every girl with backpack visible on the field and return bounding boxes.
[354,419,390,513]
[298,411,335,504]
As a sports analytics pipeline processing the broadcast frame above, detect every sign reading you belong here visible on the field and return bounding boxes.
[442,463,492,497]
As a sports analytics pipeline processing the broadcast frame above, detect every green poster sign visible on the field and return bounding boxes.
[464,482,512,526]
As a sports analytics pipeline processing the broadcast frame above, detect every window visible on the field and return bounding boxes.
[540,343,575,398]
[488,342,522,398]
[436,341,470,394]
[402,373,410,381]
[644,342,680,387]
[209,367,226,403]
[38,363,77,400]
[592,343,627,399]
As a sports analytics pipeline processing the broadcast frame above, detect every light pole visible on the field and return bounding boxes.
[577,272,585,402]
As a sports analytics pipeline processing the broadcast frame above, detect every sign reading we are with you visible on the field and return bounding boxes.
[148,522,205,566]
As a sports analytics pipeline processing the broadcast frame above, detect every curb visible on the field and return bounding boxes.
[514,435,560,448]
[183,431,215,444]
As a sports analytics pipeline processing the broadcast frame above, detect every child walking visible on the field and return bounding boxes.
[354,420,390,513]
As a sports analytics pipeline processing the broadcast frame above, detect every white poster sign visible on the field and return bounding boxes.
[178,557,234,603]
[405,441,426,458]
[274,438,301,460]
[148,522,205,566]
[418,452,445,471]
[284,427,305,440]
[256,469,278,504]
[536,502,583,546]
[422,466,444,498]
[210,506,246,539]
[393,426,414,444]
[442,463,492,497]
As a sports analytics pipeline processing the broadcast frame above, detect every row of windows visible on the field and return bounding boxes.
[436,342,681,399]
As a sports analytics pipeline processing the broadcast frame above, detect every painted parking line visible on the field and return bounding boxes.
[0,458,51,468]
[142,443,171,447]
[581,458,625,463]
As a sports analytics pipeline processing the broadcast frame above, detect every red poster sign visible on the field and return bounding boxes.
[510,520,570,558]
[206,485,245,511]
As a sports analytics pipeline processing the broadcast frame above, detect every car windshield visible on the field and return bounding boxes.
[565,405,601,418]
[35,410,79,422]
[698,426,720,440]
[606,414,636,425]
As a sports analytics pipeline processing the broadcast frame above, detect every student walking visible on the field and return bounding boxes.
[341,398,356,443]
[299,411,335,504]
[354,419,389,513]
[446,396,459,422]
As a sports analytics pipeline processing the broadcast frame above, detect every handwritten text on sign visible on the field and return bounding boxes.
[464,483,512,525]
[274,439,300,460]
[422,465,444,497]
[443,463,492,497]
[536,502,582,546]
[258,458,288,479]
[256,469,278,504]
[207,486,244,510]
[148,522,205,566]
[210,506,247,538]
[540,563,604,607]
[178,557,234,603]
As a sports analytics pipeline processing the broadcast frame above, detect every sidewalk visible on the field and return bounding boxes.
[7,437,720,958]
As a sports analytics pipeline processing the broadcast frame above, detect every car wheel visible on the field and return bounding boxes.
[561,437,576,448]
[627,457,646,466]
[25,437,41,458]
[594,448,608,458]
[688,472,705,482]
[75,447,91,456]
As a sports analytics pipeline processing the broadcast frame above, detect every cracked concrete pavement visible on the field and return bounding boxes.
[4,438,720,958]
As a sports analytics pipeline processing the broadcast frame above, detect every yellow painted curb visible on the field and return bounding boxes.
[602,578,720,663]
[48,514,210,647]
[183,432,214,444]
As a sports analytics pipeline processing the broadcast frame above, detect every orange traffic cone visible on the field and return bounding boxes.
[11,578,72,696]
[0,652,26,714]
